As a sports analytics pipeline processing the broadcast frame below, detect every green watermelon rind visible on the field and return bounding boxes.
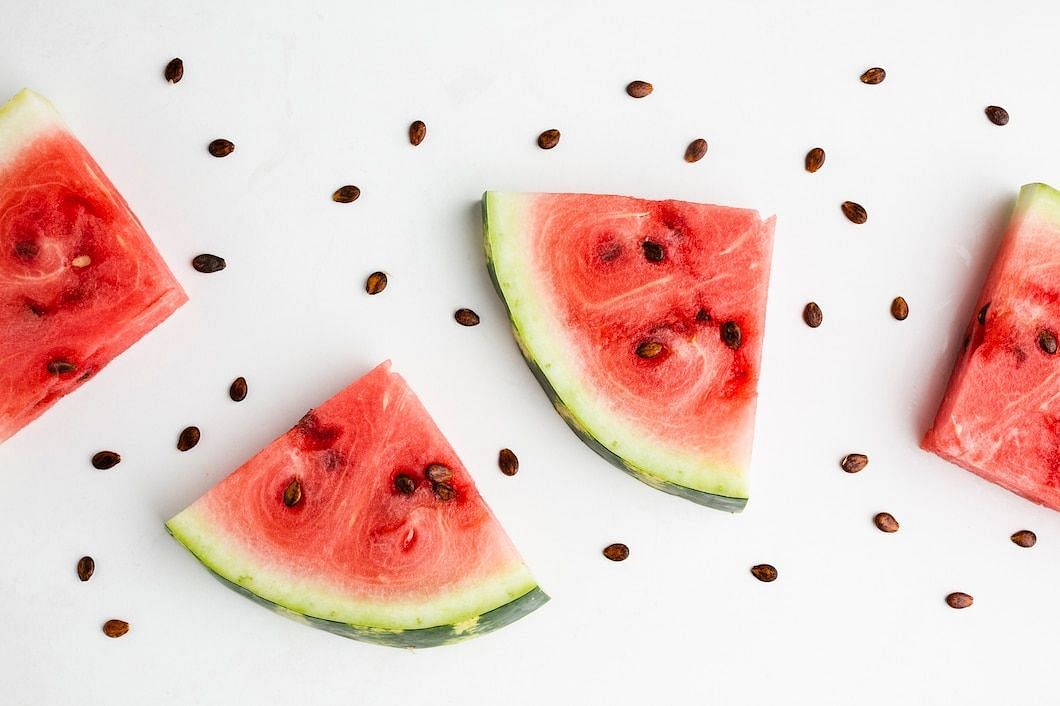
[482,192,749,512]
[166,508,548,648]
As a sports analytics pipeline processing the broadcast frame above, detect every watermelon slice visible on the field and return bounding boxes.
[0,89,186,443]
[483,192,775,511]
[166,362,547,648]
[923,183,1060,510]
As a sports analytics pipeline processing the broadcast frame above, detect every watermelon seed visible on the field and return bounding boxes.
[985,106,1009,126]
[750,564,777,582]
[695,308,711,322]
[177,426,201,452]
[1038,329,1057,355]
[332,185,361,203]
[25,301,46,317]
[425,464,453,483]
[77,556,95,582]
[394,474,417,495]
[164,57,184,84]
[804,147,825,173]
[684,138,708,163]
[14,240,39,259]
[978,303,990,325]
[208,139,235,158]
[409,120,427,146]
[626,80,653,98]
[873,512,900,533]
[454,308,480,326]
[91,451,121,470]
[636,340,664,359]
[71,255,91,268]
[803,302,823,328]
[840,453,869,473]
[946,592,973,609]
[891,296,909,321]
[433,482,456,501]
[229,377,248,402]
[283,478,303,507]
[365,271,388,295]
[537,129,561,150]
[860,67,886,84]
[47,359,77,375]
[192,254,226,273]
[641,241,665,262]
[102,619,130,638]
[721,321,742,350]
[498,448,519,476]
[603,543,629,561]
[1011,530,1037,548]
[841,201,868,224]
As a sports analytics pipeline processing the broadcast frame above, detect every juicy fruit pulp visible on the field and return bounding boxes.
[167,362,547,647]
[924,183,1060,510]
[483,192,775,510]
[0,89,187,443]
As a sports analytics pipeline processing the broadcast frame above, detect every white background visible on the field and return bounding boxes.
[1,1,1058,704]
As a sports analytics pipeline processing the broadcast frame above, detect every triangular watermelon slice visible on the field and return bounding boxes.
[483,192,775,511]
[0,89,187,443]
[167,362,547,648]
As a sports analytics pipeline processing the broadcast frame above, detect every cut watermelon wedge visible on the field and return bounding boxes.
[923,183,1060,510]
[167,362,547,647]
[483,192,775,511]
[0,89,187,443]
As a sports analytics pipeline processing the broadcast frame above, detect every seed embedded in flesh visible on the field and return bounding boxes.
[842,201,868,224]
[164,58,184,83]
[433,482,456,501]
[47,359,76,375]
[102,619,130,638]
[636,340,664,359]
[365,271,388,295]
[603,543,629,561]
[978,303,990,325]
[283,478,303,507]
[176,426,201,452]
[860,67,886,84]
[721,321,742,350]
[409,120,427,146]
[192,254,226,273]
[946,592,973,609]
[985,105,1009,126]
[626,80,653,98]
[229,376,248,402]
[684,138,708,163]
[805,147,825,173]
[1038,329,1058,355]
[642,240,664,262]
[454,308,480,326]
[537,129,561,149]
[891,296,909,321]
[208,139,235,158]
[77,556,95,582]
[841,453,869,473]
[498,448,519,476]
[1011,530,1037,548]
[394,474,417,495]
[751,564,778,582]
[71,255,91,268]
[425,464,453,483]
[332,185,361,203]
[91,451,121,470]
[803,302,823,328]
[873,512,900,533]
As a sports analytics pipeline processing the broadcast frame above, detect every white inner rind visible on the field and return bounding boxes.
[0,89,65,167]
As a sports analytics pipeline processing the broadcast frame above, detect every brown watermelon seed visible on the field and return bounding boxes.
[394,474,417,495]
[176,426,201,452]
[751,564,778,582]
[684,138,708,163]
[409,120,427,146]
[978,303,990,325]
[946,592,973,609]
[365,271,388,295]
[803,302,823,328]
[985,106,1009,126]
[841,201,868,224]
[164,57,184,83]
[873,512,900,533]
[1038,329,1057,355]
[283,478,303,507]
[498,448,519,476]
[841,453,869,473]
[15,240,39,259]
[71,255,91,268]
[537,129,561,149]
[695,308,711,322]
[626,80,653,98]
[192,254,226,273]
[636,340,664,359]
[433,482,456,501]
[860,67,886,84]
[77,556,95,582]
[805,147,825,173]
[47,359,76,375]
[229,377,248,402]
[332,185,361,203]
[91,451,121,470]
[603,543,630,561]
[102,619,129,638]
[721,321,742,350]
[891,296,909,321]
[208,139,235,158]
[1011,530,1037,548]
[425,464,453,483]
[454,308,480,326]
[642,241,665,262]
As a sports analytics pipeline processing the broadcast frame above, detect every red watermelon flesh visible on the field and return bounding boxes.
[166,362,546,647]
[483,192,775,510]
[923,183,1060,509]
[0,89,186,443]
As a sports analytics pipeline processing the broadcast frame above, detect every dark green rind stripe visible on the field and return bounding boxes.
[482,195,747,513]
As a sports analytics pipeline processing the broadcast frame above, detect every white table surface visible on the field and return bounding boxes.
[2,1,1059,704]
